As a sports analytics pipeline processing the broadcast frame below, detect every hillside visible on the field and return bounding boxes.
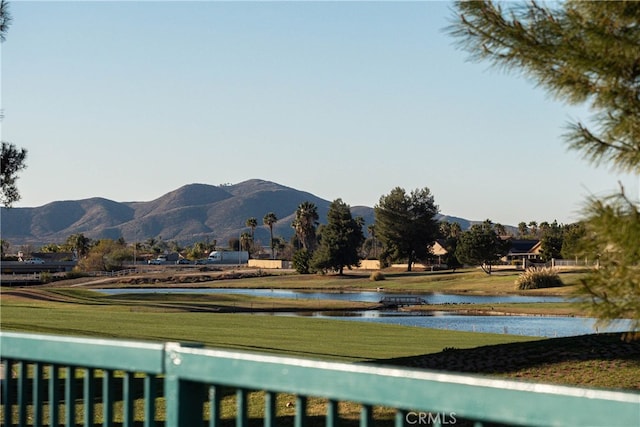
[1,179,475,247]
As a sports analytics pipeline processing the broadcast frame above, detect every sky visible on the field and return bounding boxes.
[2,0,637,227]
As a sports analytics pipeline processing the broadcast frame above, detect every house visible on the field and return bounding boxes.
[503,239,542,263]
[430,240,449,265]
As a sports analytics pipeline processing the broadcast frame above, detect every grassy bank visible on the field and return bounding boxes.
[57,268,585,295]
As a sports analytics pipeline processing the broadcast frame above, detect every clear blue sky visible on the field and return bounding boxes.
[2,1,636,226]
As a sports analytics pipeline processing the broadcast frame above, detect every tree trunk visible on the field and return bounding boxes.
[481,263,492,275]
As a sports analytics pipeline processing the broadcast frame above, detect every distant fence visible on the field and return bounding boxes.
[550,259,597,268]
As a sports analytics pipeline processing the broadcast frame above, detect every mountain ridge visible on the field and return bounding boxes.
[1,179,479,247]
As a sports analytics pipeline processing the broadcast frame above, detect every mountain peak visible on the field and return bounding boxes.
[0,179,478,247]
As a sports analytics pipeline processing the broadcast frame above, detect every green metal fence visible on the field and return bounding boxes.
[1,331,638,427]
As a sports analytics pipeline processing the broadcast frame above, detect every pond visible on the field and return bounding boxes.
[96,287,566,304]
[95,287,632,337]
[264,310,632,338]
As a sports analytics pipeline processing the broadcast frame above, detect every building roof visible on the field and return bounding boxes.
[507,239,541,255]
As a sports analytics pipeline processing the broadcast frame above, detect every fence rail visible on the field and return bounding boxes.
[1,332,638,427]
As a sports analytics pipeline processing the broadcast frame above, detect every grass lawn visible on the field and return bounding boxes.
[68,267,585,296]
[0,297,533,362]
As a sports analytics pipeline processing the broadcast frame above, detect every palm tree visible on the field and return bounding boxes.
[245,217,257,240]
[292,201,319,252]
[263,212,278,259]
[239,232,252,252]
[66,233,91,259]
[518,222,528,238]
[367,224,377,259]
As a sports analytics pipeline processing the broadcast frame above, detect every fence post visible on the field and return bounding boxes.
[164,343,206,427]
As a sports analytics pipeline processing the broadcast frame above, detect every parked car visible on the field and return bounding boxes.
[148,259,164,265]
[194,258,211,265]
[24,258,45,264]
[176,259,191,265]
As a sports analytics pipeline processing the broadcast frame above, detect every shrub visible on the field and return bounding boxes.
[65,270,89,280]
[515,267,563,290]
[369,271,385,281]
[293,249,312,274]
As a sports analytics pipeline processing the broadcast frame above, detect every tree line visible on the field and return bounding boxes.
[0,187,592,276]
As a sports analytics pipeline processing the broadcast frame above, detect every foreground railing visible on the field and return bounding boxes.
[1,332,638,427]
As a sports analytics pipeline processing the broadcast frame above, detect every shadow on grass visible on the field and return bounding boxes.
[369,332,640,377]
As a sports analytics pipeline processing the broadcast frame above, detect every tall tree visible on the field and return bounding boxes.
[0,0,11,42]
[292,201,319,252]
[239,232,251,252]
[539,220,563,262]
[560,222,586,260]
[312,199,364,275]
[439,221,463,271]
[374,187,439,272]
[576,192,640,332]
[245,217,257,240]
[0,4,26,208]
[455,220,510,275]
[451,0,640,328]
[450,1,640,174]
[517,222,529,238]
[263,212,278,259]
[0,142,27,207]
[64,233,92,259]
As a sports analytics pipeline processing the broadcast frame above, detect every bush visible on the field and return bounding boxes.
[65,270,89,279]
[293,249,313,274]
[369,271,385,281]
[515,267,563,290]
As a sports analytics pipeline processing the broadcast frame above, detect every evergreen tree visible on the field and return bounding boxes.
[577,192,640,332]
[455,220,510,275]
[560,222,586,260]
[0,4,26,207]
[1,142,27,207]
[539,220,563,262]
[374,187,439,272]
[312,199,364,275]
[0,0,10,42]
[451,0,640,330]
[439,221,463,271]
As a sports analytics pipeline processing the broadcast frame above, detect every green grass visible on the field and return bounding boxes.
[0,301,533,362]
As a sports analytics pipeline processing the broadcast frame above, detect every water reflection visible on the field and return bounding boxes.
[96,287,632,337]
[259,310,633,338]
[97,287,565,304]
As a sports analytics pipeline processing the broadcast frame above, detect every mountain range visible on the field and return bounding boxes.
[1,179,476,247]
